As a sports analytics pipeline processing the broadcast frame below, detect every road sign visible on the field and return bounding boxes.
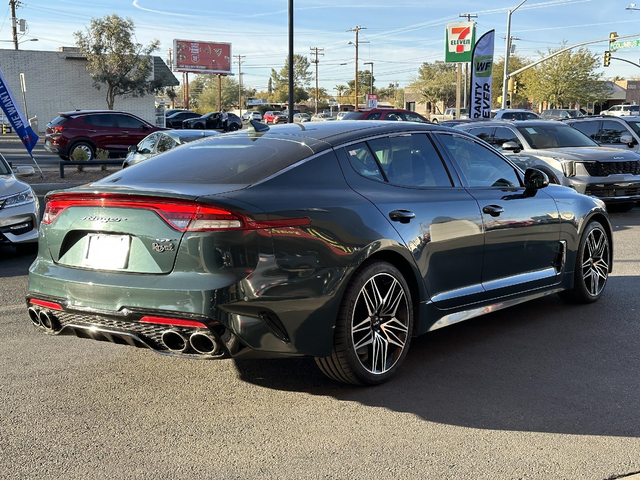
[610,39,640,51]
[445,22,476,63]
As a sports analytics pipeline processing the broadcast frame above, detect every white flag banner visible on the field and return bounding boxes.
[470,30,495,120]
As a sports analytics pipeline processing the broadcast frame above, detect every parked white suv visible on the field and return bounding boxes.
[601,104,639,116]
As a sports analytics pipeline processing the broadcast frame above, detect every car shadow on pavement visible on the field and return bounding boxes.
[233,274,640,438]
[0,245,36,278]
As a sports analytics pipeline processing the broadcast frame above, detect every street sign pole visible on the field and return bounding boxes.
[456,63,461,119]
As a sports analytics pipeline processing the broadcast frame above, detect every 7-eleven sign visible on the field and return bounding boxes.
[445,22,476,63]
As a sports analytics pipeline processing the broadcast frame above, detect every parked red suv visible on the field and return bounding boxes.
[44,110,165,160]
[342,108,430,123]
[263,111,288,124]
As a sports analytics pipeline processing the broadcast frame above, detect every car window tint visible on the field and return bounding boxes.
[367,134,452,187]
[342,112,365,120]
[493,127,522,149]
[571,121,599,141]
[599,120,628,144]
[405,112,428,123]
[516,124,596,149]
[117,115,146,129]
[83,114,115,127]
[522,112,539,120]
[466,126,494,144]
[137,134,159,154]
[384,113,403,121]
[155,134,177,153]
[346,142,384,181]
[437,134,521,188]
[365,112,382,120]
[106,136,318,185]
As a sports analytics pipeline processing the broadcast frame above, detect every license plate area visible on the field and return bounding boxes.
[83,234,131,270]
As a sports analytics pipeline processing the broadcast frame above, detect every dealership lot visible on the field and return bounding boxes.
[1,206,639,479]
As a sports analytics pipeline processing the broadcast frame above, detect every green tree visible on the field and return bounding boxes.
[270,54,313,90]
[395,88,405,108]
[411,61,457,112]
[491,55,535,107]
[74,14,160,110]
[526,45,608,107]
[189,75,250,111]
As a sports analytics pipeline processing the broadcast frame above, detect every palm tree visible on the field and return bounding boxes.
[335,84,346,102]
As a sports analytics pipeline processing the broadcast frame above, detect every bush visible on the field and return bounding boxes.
[71,147,88,172]
[96,148,109,170]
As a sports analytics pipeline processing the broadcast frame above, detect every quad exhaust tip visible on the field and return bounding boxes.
[38,310,58,332]
[190,332,219,355]
[28,307,40,327]
[161,330,189,353]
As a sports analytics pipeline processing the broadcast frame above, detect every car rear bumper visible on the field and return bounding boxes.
[44,139,66,156]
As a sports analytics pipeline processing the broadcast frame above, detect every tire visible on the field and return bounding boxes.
[229,123,239,132]
[69,141,95,161]
[194,123,204,129]
[315,260,414,385]
[558,220,610,304]
[607,202,635,213]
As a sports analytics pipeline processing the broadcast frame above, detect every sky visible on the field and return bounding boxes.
[3,0,640,95]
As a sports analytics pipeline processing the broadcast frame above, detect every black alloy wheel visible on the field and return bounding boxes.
[316,261,413,385]
[559,220,610,303]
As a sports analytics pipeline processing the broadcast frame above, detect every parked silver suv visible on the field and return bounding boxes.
[0,153,39,253]
[564,115,640,154]
[457,120,640,211]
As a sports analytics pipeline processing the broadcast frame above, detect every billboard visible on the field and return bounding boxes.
[173,40,232,74]
[445,22,476,63]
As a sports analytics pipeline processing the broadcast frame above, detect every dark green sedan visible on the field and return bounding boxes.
[27,121,613,385]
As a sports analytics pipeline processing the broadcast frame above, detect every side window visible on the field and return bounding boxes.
[493,127,522,149]
[384,113,403,121]
[367,134,452,187]
[83,114,115,127]
[346,142,384,181]
[501,112,516,120]
[137,134,159,154]
[599,120,628,144]
[117,115,146,129]
[571,121,599,141]
[155,134,177,153]
[405,112,428,123]
[466,126,494,144]
[365,112,382,120]
[437,134,521,188]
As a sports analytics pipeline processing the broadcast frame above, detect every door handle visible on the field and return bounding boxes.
[121,131,130,134]
[482,204,505,216]
[87,129,96,133]
[389,209,416,223]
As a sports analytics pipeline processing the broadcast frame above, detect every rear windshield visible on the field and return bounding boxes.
[342,112,365,120]
[516,124,597,149]
[105,135,316,185]
[49,116,70,127]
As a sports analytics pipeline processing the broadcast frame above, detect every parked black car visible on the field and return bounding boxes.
[165,111,202,129]
[182,112,242,131]
[27,121,612,385]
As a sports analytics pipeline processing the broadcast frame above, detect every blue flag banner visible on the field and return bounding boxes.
[0,66,38,154]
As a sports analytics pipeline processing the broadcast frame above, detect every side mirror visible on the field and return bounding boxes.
[502,141,521,153]
[15,166,35,177]
[141,124,150,130]
[524,168,549,190]
[128,145,137,154]
[619,133,636,148]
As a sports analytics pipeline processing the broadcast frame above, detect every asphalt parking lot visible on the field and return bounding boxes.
[1,204,639,479]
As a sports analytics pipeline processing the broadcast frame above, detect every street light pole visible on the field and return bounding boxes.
[502,0,527,110]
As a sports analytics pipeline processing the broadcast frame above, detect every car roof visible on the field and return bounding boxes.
[234,120,461,152]
[457,120,560,128]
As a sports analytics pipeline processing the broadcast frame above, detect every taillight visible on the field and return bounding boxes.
[51,126,64,132]
[42,193,309,231]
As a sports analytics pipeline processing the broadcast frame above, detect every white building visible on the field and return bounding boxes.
[0,47,178,133]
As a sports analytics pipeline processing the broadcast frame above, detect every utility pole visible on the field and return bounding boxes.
[10,0,19,51]
[310,47,324,114]
[234,54,245,117]
[348,26,367,109]
[459,13,477,110]
[288,0,294,123]
[502,0,527,109]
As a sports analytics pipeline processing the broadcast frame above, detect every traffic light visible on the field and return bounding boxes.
[609,31,618,51]
[604,50,611,67]
[513,80,519,94]
[508,77,514,94]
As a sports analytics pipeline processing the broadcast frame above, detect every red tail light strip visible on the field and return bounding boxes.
[140,316,208,328]
[42,193,310,232]
[30,299,63,311]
